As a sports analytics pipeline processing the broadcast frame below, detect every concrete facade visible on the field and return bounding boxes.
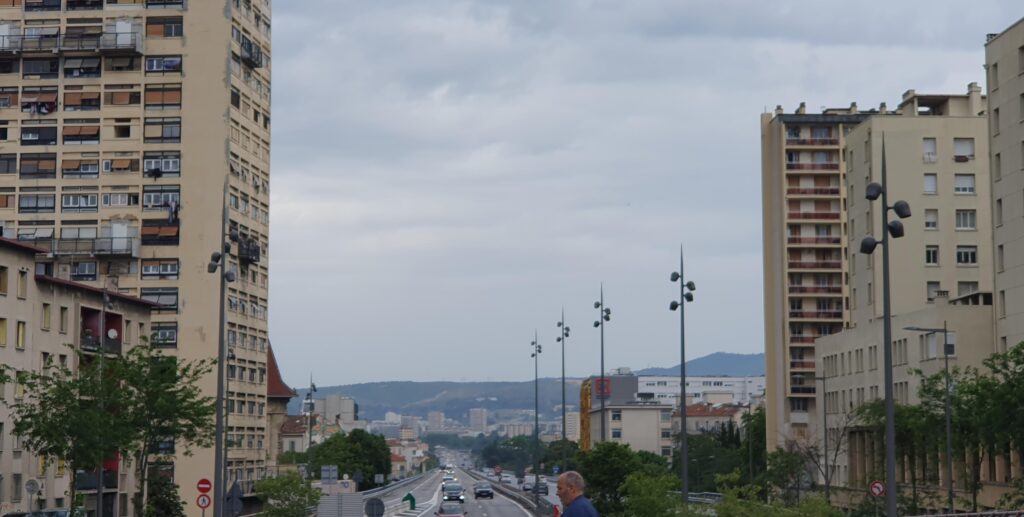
[469,408,488,433]
[637,375,765,406]
[986,18,1024,352]
[589,403,675,457]
[0,238,152,515]
[0,1,273,515]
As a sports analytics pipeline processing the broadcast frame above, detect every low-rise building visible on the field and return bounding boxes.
[589,402,675,457]
[676,403,746,435]
[638,375,766,406]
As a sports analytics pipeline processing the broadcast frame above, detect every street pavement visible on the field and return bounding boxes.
[386,468,532,517]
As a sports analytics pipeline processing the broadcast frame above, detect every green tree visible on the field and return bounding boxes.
[616,471,683,517]
[576,441,642,515]
[144,476,186,517]
[541,438,580,474]
[255,472,321,517]
[0,347,133,513]
[764,447,805,504]
[307,429,391,488]
[117,343,216,514]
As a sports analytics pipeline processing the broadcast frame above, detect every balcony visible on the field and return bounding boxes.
[790,335,817,344]
[790,386,816,395]
[788,310,842,319]
[787,260,841,270]
[787,236,841,245]
[76,469,118,491]
[789,285,842,294]
[67,0,104,9]
[790,360,816,370]
[786,162,839,171]
[240,44,263,68]
[787,211,840,220]
[786,187,840,196]
[25,0,62,12]
[47,237,139,257]
[786,138,839,146]
[80,332,123,355]
[80,306,123,354]
[62,32,144,55]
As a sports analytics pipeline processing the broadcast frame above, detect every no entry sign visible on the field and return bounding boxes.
[197,478,212,493]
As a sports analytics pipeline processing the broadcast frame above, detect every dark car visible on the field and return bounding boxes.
[532,482,549,495]
[473,481,494,499]
[443,483,465,502]
[436,502,466,516]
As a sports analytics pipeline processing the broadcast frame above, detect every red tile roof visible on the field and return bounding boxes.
[0,237,46,255]
[35,275,156,308]
[391,454,406,463]
[266,342,297,400]
[685,403,742,418]
[281,415,307,435]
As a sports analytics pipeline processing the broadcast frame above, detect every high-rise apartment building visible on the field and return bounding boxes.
[0,1,272,515]
[469,407,488,433]
[986,18,1024,353]
[761,104,870,450]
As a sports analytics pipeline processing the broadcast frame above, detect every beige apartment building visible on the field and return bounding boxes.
[0,237,153,515]
[0,1,273,515]
[589,403,675,457]
[761,104,871,451]
[986,18,1024,353]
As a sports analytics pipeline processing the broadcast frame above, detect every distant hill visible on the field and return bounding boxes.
[291,352,765,421]
[635,352,764,377]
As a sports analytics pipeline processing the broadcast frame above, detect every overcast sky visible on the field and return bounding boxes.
[268,1,1020,386]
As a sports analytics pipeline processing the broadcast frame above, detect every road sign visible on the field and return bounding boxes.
[25,479,39,496]
[401,492,416,510]
[321,465,338,484]
[197,478,212,493]
[374,474,384,484]
[364,497,385,517]
[553,466,560,475]
[869,480,885,497]
[196,494,212,509]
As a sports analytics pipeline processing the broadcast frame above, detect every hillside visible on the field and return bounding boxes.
[635,352,764,377]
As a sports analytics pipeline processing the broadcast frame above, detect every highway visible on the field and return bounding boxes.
[382,468,532,517]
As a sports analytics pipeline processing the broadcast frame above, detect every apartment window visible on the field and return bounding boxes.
[143,117,181,143]
[19,154,57,179]
[143,151,181,177]
[141,219,179,245]
[142,185,180,209]
[0,87,18,109]
[958,282,979,297]
[21,126,58,146]
[105,56,141,72]
[955,209,976,230]
[144,84,182,110]
[140,287,178,313]
[0,265,6,294]
[922,137,937,162]
[104,158,139,174]
[0,317,6,347]
[62,193,99,212]
[0,154,15,175]
[927,282,941,302]
[146,17,184,38]
[925,246,939,266]
[611,410,622,421]
[63,92,101,111]
[16,320,26,349]
[11,474,21,502]
[923,173,937,194]
[22,58,59,79]
[71,261,97,281]
[63,57,101,79]
[611,429,622,439]
[956,246,978,266]
[41,302,51,330]
[104,90,141,106]
[0,58,18,75]
[1000,290,1007,317]
[141,259,179,279]
[998,245,1005,272]
[63,125,101,145]
[953,138,975,159]
[151,322,178,348]
[19,194,56,213]
[60,306,68,333]
[102,192,139,207]
[21,87,57,115]
[994,108,1001,134]
[790,398,808,411]
[991,62,999,90]
[924,209,938,230]
[954,174,975,194]
[145,56,183,74]
[995,152,1002,181]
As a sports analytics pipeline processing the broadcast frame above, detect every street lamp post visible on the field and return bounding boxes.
[903,322,955,514]
[207,177,237,517]
[556,310,570,471]
[670,249,695,503]
[530,331,542,510]
[593,286,611,443]
[814,374,830,505]
[859,137,912,517]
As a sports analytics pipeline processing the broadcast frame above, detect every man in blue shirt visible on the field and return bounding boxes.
[556,471,599,516]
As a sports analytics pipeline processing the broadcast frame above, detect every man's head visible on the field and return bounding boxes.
[556,471,585,506]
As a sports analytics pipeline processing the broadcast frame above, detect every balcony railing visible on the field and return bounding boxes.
[787,211,840,220]
[790,360,816,369]
[786,187,840,196]
[786,162,839,171]
[786,138,838,146]
[787,236,841,245]
[62,32,143,54]
[790,336,817,344]
[789,285,842,294]
[47,237,139,257]
[788,310,842,319]
[790,386,817,395]
[80,332,122,355]
[787,260,841,269]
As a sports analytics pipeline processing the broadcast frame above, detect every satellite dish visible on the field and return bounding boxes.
[107,328,119,340]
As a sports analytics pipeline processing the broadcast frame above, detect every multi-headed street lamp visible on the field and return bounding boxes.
[556,310,570,469]
[859,137,911,517]
[904,322,955,514]
[669,250,695,502]
[530,331,542,509]
[593,286,611,442]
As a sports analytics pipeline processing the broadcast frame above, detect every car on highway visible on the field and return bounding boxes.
[442,482,466,502]
[522,481,534,492]
[532,482,549,495]
[441,474,456,489]
[436,502,466,516]
[473,481,494,499]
